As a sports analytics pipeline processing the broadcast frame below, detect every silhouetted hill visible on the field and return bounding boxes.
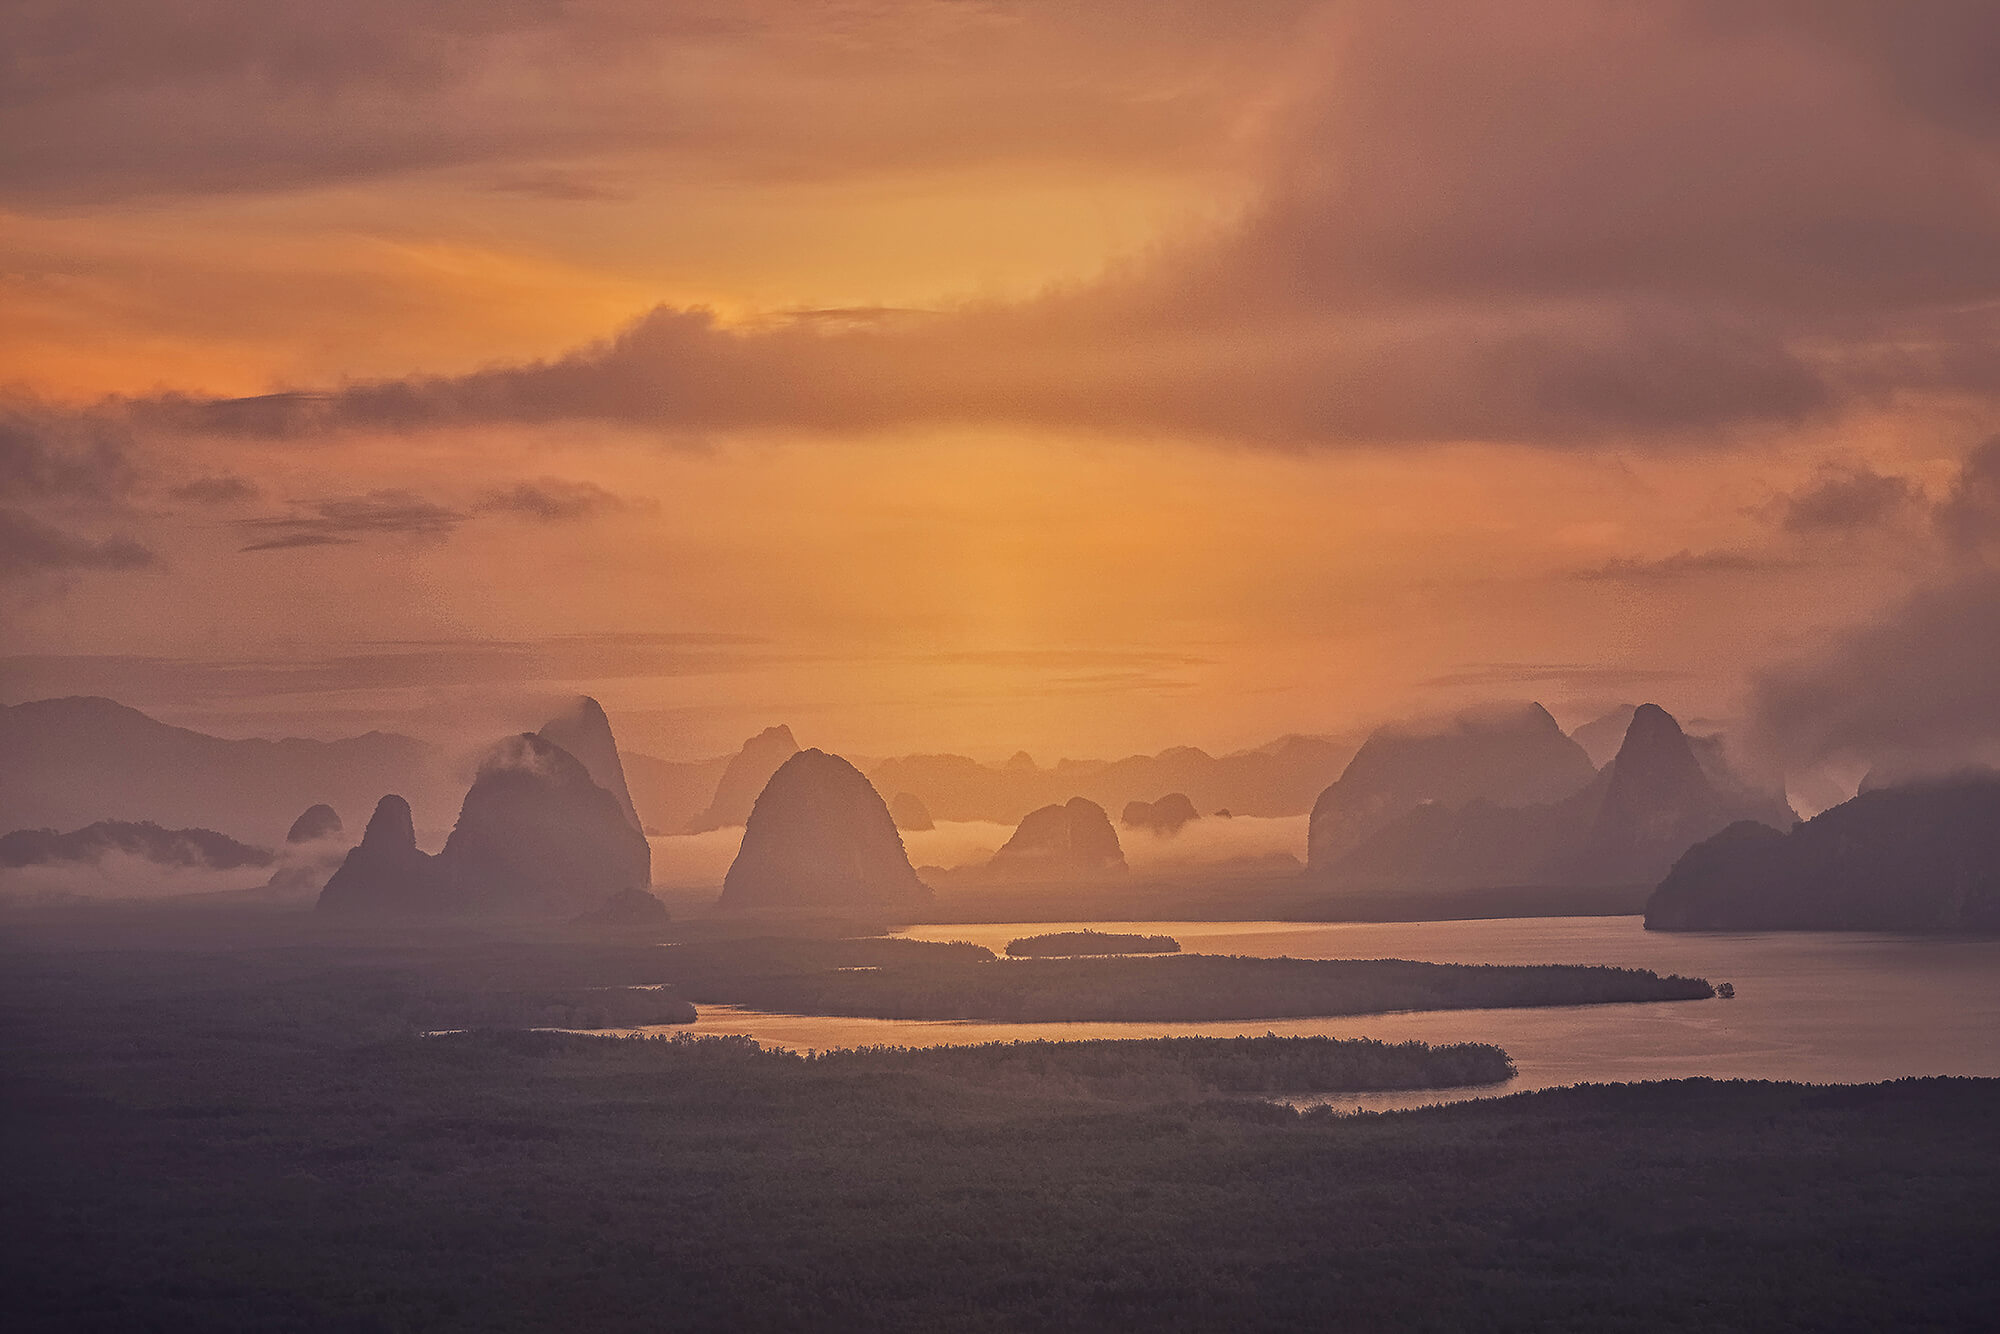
[0,820,273,871]
[888,791,934,831]
[571,886,673,929]
[1568,705,1637,767]
[285,804,343,844]
[1646,776,2000,931]
[623,751,731,836]
[989,798,1125,878]
[716,749,931,915]
[1566,704,1731,882]
[1321,704,1796,893]
[0,696,447,844]
[317,795,453,917]
[441,734,654,917]
[1685,732,1798,831]
[687,725,800,831]
[537,696,642,831]
[867,735,1351,825]
[1308,702,1596,869]
[1122,792,1200,834]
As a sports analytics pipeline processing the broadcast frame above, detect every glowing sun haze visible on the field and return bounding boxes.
[6,0,1999,773]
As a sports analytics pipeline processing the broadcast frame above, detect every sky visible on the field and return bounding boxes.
[5,0,2000,775]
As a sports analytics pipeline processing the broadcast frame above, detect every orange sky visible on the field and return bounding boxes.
[5,1,1999,771]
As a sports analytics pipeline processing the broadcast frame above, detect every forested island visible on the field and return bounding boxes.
[657,936,1712,1021]
[1005,929,1181,957]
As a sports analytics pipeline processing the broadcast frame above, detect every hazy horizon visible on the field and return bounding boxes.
[7,1,2000,783]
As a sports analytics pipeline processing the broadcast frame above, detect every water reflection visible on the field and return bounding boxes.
[607,916,2000,1112]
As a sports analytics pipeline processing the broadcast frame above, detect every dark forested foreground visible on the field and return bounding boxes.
[6,944,1999,1332]
[614,1031,1516,1095]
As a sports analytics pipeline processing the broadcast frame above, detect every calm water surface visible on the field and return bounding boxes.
[638,916,2000,1112]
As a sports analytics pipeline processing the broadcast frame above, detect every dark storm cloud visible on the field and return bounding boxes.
[235,490,464,553]
[1750,440,2000,773]
[10,2,1999,452]
[0,507,156,578]
[104,1,1997,450]
[1750,571,2000,774]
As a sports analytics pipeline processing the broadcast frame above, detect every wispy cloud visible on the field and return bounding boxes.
[235,490,464,552]
[1765,465,1921,534]
[1419,662,1693,691]
[168,474,260,505]
[0,507,156,578]
[1570,550,1779,582]
[474,477,648,522]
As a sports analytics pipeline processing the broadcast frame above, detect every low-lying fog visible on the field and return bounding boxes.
[649,814,1309,890]
[0,817,1308,902]
[0,836,345,904]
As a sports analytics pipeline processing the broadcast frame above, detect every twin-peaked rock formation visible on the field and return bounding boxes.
[318,698,652,919]
[1308,703,1794,892]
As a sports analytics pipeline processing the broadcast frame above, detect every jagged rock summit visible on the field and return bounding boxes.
[716,749,931,915]
[1568,704,1728,883]
[1568,705,1637,768]
[689,725,800,831]
[990,798,1125,876]
[286,804,343,844]
[537,696,642,832]
[888,791,935,832]
[317,795,451,916]
[440,733,653,917]
[1122,792,1200,834]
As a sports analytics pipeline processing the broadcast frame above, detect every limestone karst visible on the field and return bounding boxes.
[537,696,643,832]
[989,797,1125,877]
[715,749,931,915]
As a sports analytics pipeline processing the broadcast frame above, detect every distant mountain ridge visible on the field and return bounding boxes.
[1313,704,1796,893]
[1308,702,1596,868]
[0,820,273,871]
[866,734,1353,826]
[687,725,800,832]
[0,696,448,845]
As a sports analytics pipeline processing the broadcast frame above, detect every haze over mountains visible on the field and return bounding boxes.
[1646,775,2000,933]
[716,749,931,916]
[320,727,653,920]
[1,686,1919,923]
[1307,702,1596,868]
[1309,703,1796,894]
[867,735,1353,826]
[0,697,449,846]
